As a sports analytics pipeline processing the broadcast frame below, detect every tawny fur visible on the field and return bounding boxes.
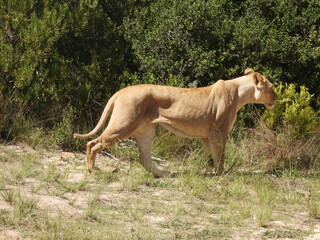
[74,68,277,177]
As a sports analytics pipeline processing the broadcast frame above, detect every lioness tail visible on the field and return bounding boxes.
[73,93,118,139]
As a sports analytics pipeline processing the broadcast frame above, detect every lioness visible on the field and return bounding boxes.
[74,68,277,177]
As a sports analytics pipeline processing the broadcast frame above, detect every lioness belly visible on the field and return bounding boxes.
[151,110,210,138]
[159,123,208,138]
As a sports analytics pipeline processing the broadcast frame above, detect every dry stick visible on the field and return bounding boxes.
[101,151,120,161]
[151,156,166,163]
[102,150,167,163]
[102,138,167,165]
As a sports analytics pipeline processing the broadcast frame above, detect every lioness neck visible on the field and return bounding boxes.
[232,77,256,111]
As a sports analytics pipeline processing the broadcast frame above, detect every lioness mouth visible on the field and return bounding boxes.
[266,103,275,109]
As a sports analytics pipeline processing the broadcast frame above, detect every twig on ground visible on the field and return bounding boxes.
[152,156,167,163]
[101,151,121,162]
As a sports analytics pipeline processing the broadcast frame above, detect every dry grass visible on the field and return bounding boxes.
[0,128,319,239]
[243,121,320,173]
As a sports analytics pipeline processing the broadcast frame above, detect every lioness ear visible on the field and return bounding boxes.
[253,73,265,88]
[244,68,255,75]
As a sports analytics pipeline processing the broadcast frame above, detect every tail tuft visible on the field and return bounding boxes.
[73,133,88,139]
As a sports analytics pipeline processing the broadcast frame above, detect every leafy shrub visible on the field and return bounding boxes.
[0,0,135,129]
[263,83,319,136]
[124,0,320,94]
[252,83,320,172]
[52,105,82,151]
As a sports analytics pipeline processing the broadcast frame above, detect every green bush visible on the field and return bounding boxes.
[52,105,83,151]
[263,83,319,136]
[0,0,135,127]
[124,0,320,94]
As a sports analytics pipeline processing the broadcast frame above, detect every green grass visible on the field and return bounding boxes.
[0,189,38,226]
[264,227,312,239]
[308,185,320,219]
[55,179,89,193]
[0,132,319,239]
[0,147,48,187]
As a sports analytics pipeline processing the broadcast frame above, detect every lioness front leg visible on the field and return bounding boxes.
[210,141,226,176]
[201,138,216,168]
[133,125,170,177]
[207,131,227,176]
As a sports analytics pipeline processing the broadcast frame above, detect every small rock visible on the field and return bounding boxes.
[108,182,123,189]
[75,165,85,170]
[208,214,219,219]
[272,220,286,226]
[57,160,67,166]
[105,167,118,173]
[67,173,86,183]
[53,156,63,162]
[62,152,75,158]
[0,230,20,240]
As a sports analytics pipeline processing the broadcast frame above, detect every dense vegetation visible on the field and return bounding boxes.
[0,0,319,164]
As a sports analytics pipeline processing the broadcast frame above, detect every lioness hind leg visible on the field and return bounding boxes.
[133,125,170,178]
[86,138,103,173]
[86,136,118,173]
[85,121,141,173]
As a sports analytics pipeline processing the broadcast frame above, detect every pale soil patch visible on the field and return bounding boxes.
[0,199,11,212]
[0,229,22,240]
[305,225,320,240]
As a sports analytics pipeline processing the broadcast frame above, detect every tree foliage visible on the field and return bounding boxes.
[0,0,135,120]
[125,0,320,89]
[0,0,319,140]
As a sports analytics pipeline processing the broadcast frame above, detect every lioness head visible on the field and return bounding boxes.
[244,68,277,109]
